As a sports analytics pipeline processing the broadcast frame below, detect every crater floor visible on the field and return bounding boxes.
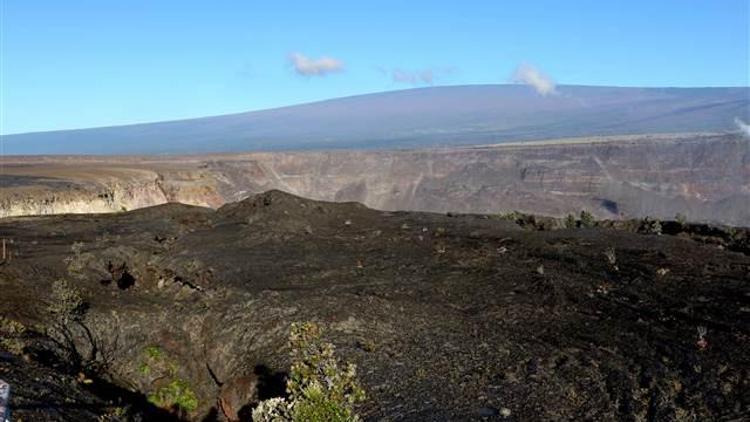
[0,191,749,420]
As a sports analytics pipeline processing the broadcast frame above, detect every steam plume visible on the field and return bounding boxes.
[511,63,557,96]
[735,117,750,138]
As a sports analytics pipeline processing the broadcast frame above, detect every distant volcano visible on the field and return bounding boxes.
[2,84,748,155]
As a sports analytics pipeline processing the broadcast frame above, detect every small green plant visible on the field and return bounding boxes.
[100,405,127,421]
[139,362,152,376]
[499,211,523,222]
[147,379,199,413]
[253,322,366,422]
[287,322,365,413]
[64,241,94,277]
[140,345,198,414]
[0,317,26,336]
[46,279,92,370]
[293,384,355,422]
[0,316,27,355]
[727,226,738,240]
[252,397,292,421]
[144,345,163,359]
[641,216,662,235]
[579,210,595,228]
[603,247,619,271]
[564,214,577,229]
[675,213,687,225]
[48,279,86,323]
[139,345,164,376]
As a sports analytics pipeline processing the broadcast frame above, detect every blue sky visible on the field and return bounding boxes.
[1,1,748,135]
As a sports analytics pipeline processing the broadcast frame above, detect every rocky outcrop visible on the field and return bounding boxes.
[0,182,163,217]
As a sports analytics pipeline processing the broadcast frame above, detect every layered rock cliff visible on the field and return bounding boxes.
[0,166,223,218]
[1,133,748,225]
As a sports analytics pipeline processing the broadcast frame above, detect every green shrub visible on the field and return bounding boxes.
[45,279,92,370]
[64,241,94,277]
[499,211,523,222]
[252,397,292,421]
[293,384,354,422]
[139,345,164,375]
[0,317,26,336]
[144,345,163,360]
[579,210,595,228]
[288,322,365,420]
[253,322,365,422]
[0,316,26,354]
[48,279,86,323]
[564,214,577,229]
[140,345,197,414]
[147,379,199,413]
[641,217,662,235]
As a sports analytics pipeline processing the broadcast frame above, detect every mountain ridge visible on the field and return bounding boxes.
[2,84,748,155]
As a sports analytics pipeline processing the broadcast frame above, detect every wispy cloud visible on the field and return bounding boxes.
[379,66,456,85]
[511,63,557,96]
[735,117,750,138]
[392,68,435,85]
[288,52,344,77]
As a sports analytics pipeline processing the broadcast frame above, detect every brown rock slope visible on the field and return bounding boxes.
[0,190,748,421]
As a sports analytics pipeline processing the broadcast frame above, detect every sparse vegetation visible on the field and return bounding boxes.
[148,379,199,414]
[139,345,198,414]
[48,279,87,322]
[727,226,738,241]
[498,211,523,223]
[640,217,662,235]
[44,279,114,377]
[253,397,293,421]
[144,345,164,360]
[64,241,95,278]
[579,210,595,228]
[696,326,708,350]
[98,405,127,421]
[46,278,93,370]
[564,214,577,228]
[253,322,366,422]
[675,213,687,225]
[0,316,27,354]
[603,247,618,271]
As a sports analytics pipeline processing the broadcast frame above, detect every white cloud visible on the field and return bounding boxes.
[511,63,557,96]
[288,52,344,77]
[735,117,750,138]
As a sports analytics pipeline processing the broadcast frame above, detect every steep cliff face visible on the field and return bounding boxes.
[205,133,750,225]
[1,133,748,225]
[0,167,223,218]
